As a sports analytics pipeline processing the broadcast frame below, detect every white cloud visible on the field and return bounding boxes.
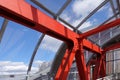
[33,60,44,67]
[72,0,103,17]
[72,18,82,27]
[0,61,38,75]
[40,35,62,52]
[79,21,92,30]
[60,13,71,22]
[108,7,113,18]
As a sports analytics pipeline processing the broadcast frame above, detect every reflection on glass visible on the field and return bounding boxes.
[60,0,104,28]
[67,61,79,80]
[79,2,113,32]
[106,61,113,75]
[0,20,40,79]
[36,0,66,13]
[29,35,62,79]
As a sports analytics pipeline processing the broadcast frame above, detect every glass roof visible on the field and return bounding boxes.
[0,0,120,79]
[36,0,67,13]
[0,17,4,29]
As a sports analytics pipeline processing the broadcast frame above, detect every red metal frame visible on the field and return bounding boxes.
[79,18,120,38]
[104,42,120,52]
[0,0,120,80]
[92,54,106,80]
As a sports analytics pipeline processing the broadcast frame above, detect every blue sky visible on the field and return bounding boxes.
[0,0,115,74]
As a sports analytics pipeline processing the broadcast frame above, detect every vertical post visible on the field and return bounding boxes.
[100,53,106,77]
[55,48,76,80]
[75,40,89,80]
[87,65,91,80]
[100,60,106,77]
[93,53,106,80]
[93,55,102,80]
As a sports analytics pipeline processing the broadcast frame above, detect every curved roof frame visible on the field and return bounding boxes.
[0,0,120,79]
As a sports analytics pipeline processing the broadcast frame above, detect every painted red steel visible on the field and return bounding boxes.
[75,40,89,80]
[93,55,106,80]
[79,19,120,38]
[0,0,102,54]
[104,42,120,52]
[0,0,120,80]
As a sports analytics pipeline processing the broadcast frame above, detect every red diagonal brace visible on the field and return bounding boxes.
[80,18,120,38]
[0,0,104,80]
[104,42,120,52]
[93,54,106,80]
[55,48,76,80]
[75,40,89,80]
[0,0,102,54]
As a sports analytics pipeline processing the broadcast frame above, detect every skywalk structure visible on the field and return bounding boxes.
[0,0,120,80]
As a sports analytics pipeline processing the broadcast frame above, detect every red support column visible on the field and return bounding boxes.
[87,65,91,80]
[93,56,102,80]
[75,40,89,80]
[55,48,76,80]
[93,54,106,80]
[100,52,106,77]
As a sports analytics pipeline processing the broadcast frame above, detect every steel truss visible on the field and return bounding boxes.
[0,0,120,80]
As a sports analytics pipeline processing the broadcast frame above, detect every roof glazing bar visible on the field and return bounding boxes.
[0,19,8,43]
[27,34,45,77]
[31,0,75,30]
[31,0,55,17]
[59,17,75,29]
[56,0,72,16]
[75,0,110,30]
[110,0,118,18]
[28,0,73,76]
[116,0,120,16]
[91,12,119,44]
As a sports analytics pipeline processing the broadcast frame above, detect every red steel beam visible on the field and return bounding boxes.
[93,54,106,80]
[55,48,76,80]
[93,56,103,80]
[80,18,120,38]
[82,39,102,53]
[0,0,103,79]
[104,42,120,51]
[75,47,89,80]
[0,0,102,54]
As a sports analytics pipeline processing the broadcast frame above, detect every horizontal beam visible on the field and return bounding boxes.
[82,39,102,54]
[80,18,120,38]
[104,42,120,51]
[0,0,102,54]
[0,0,75,45]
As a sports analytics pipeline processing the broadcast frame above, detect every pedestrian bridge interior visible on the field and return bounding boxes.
[0,0,120,80]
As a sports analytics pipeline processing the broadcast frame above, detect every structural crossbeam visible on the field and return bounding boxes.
[0,0,102,54]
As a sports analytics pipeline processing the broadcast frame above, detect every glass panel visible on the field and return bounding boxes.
[0,17,4,30]
[35,0,66,13]
[88,33,99,44]
[112,26,120,37]
[84,50,93,63]
[106,51,114,61]
[114,48,120,74]
[112,0,118,10]
[67,62,79,80]
[29,35,62,79]
[78,2,113,32]
[106,61,113,75]
[115,60,120,73]
[0,20,40,79]
[115,49,120,60]
[100,29,111,45]
[60,0,104,28]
